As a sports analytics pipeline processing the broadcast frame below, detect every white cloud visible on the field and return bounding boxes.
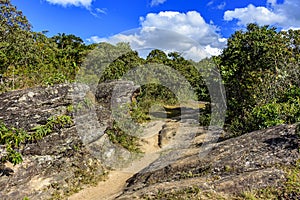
[89,11,226,61]
[274,0,300,29]
[87,36,102,43]
[224,4,285,26]
[217,2,226,10]
[95,8,107,15]
[140,11,226,48]
[150,0,167,7]
[45,0,93,8]
[224,0,300,30]
[204,45,222,56]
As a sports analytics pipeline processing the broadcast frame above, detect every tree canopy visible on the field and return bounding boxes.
[214,23,300,135]
[0,0,95,91]
[1,0,299,136]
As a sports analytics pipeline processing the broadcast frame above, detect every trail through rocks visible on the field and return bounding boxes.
[68,120,164,200]
[68,119,203,200]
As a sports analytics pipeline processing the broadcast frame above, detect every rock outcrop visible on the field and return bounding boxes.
[117,123,300,199]
[0,81,140,200]
[0,82,299,200]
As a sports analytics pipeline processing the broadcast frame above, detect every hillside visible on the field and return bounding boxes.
[0,82,299,200]
[1,2,300,199]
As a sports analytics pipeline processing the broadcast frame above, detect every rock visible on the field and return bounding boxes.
[117,123,300,199]
[0,81,140,199]
[1,81,299,200]
[158,121,178,148]
[0,84,73,130]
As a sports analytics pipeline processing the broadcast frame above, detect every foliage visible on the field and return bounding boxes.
[99,50,145,82]
[130,101,151,123]
[105,121,141,153]
[2,0,299,137]
[0,1,96,92]
[0,121,29,165]
[0,0,33,74]
[31,115,73,140]
[0,115,73,165]
[97,48,210,123]
[78,42,132,85]
[215,23,300,135]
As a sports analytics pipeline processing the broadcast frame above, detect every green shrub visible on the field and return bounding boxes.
[0,122,28,165]
[105,121,141,153]
[251,98,300,128]
[0,115,73,165]
[31,115,73,140]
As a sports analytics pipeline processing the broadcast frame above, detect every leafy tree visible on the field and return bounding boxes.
[99,49,145,82]
[51,33,89,67]
[0,0,97,91]
[146,49,168,64]
[0,0,34,74]
[215,23,300,135]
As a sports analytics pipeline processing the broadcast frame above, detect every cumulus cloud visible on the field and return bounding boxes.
[140,11,226,48]
[87,36,102,43]
[224,4,285,26]
[89,11,226,61]
[275,0,300,29]
[224,0,300,30]
[150,0,167,7]
[45,0,93,8]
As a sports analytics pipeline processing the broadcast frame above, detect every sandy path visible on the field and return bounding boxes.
[68,121,164,200]
[68,152,161,200]
[68,171,132,200]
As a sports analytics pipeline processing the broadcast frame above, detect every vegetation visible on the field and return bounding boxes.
[0,115,73,165]
[105,121,142,153]
[0,0,95,92]
[96,48,209,122]
[214,24,300,136]
[0,1,299,199]
[0,122,26,165]
[0,1,299,135]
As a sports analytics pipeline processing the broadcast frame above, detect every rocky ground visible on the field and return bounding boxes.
[0,82,299,200]
[118,123,300,199]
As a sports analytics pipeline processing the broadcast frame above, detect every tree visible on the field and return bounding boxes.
[215,23,300,134]
[146,49,168,63]
[0,0,34,74]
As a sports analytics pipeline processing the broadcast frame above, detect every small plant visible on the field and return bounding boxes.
[31,115,73,140]
[0,144,23,165]
[66,104,74,113]
[0,115,73,165]
[105,121,142,153]
[0,122,29,165]
[236,161,300,199]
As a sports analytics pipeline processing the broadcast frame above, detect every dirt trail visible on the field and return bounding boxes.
[68,119,201,200]
[68,121,164,200]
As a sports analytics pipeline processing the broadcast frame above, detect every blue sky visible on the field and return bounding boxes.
[11,0,299,59]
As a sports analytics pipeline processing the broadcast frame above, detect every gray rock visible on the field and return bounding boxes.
[118,123,300,199]
[0,81,140,199]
